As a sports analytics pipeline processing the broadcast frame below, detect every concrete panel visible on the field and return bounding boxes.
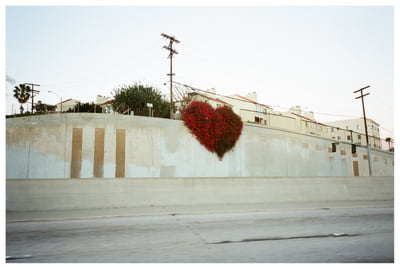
[81,127,94,178]
[6,177,394,212]
[103,126,116,178]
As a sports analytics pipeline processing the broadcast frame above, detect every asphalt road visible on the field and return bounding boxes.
[6,201,394,263]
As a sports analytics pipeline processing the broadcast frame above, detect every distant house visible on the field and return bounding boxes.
[96,95,115,114]
[56,99,80,112]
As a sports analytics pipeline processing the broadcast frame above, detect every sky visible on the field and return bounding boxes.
[4,2,396,140]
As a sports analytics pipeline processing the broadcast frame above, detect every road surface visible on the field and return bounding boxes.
[6,201,394,263]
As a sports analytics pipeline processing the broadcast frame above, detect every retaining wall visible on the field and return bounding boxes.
[6,114,394,178]
[6,177,394,211]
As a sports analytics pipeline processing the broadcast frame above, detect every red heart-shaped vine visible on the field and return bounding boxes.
[182,101,243,159]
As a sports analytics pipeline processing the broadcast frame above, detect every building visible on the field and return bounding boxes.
[324,118,382,149]
[96,95,115,114]
[163,87,385,150]
[278,106,327,136]
[219,92,273,124]
[187,89,233,109]
[55,99,80,112]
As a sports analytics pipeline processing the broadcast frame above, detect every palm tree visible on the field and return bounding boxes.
[13,84,31,114]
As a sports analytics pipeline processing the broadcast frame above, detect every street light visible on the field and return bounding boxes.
[48,91,62,112]
[147,103,153,117]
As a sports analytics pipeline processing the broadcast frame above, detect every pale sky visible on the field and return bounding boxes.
[4,3,395,140]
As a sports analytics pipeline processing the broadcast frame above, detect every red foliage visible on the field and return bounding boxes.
[182,101,243,159]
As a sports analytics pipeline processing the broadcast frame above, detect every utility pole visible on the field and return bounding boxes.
[354,85,372,176]
[161,33,180,119]
[24,83,40,113]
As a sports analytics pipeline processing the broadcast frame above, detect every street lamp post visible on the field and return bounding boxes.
[48,91,62,112]
[147,103,153,117]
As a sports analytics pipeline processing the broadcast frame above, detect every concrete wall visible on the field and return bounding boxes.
[6,177,394,211]
[6,114,394,179]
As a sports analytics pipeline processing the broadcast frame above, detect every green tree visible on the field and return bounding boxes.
[66,102,102,113]
[13,84,31,114]
[112,83,170,118]
[35,100,57,114]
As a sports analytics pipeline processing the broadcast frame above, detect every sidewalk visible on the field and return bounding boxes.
[6,200,393,222]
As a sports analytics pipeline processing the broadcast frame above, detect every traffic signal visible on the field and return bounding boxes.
[332,143,336,152]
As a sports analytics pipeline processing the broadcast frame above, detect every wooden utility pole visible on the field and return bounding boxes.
[24,83,40,113]
[161,33,180,119]
[354,85,371,176]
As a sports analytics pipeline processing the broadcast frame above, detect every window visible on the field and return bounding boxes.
[356,124,360,130]
[347,135,351,141]
[338,136,341,140]
[358,134,361,140]
[256,105,263,113]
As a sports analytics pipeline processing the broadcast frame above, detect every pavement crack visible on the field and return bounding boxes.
[210,233,359,244]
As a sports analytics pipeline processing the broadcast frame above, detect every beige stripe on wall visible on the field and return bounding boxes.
[94,128,105,178]
[71,128,83,178]
[353,161,359,176]
[116,129,126,178]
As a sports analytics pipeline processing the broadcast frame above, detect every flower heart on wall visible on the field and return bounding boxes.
[182,101,243,160]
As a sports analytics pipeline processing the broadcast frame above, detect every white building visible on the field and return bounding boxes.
[179,88,384,150]
[220,92,273,124]
[324,118,382,149]
[96,95,115,114]
[276,106,320,135]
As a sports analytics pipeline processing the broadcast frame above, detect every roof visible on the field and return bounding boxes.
[99,99,115,106]
[291,112,317,122]
[189,93,233,107]
[233,94,272,110]
[324,117,380,127]
[56,98,79,105]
